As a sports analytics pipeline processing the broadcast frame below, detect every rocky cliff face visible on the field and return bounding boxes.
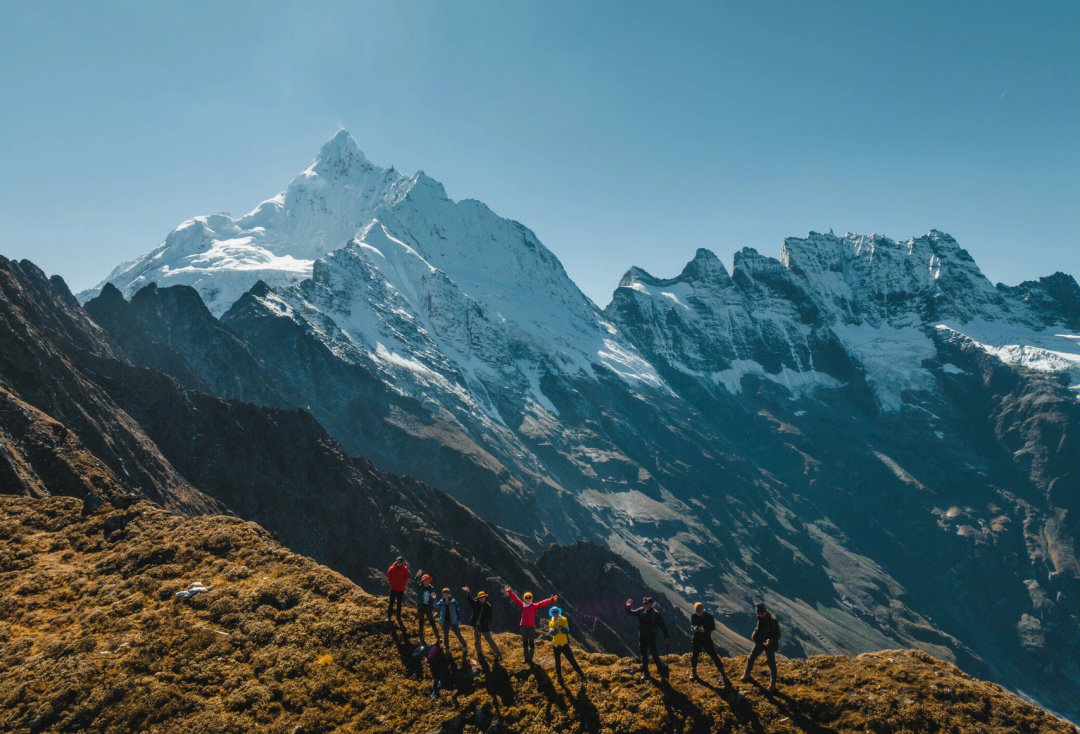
[79,132,1080,717]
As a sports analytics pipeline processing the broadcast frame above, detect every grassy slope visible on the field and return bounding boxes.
[1,496,1074,734]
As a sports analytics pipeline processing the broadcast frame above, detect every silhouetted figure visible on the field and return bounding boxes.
[625,596,669,681]
[689,602,730,685]
[741,602,780,690]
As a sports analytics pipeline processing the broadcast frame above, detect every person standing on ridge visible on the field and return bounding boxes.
[462,586,502,661]
[415,570,439,642]
[386,556,410,622]
[689,602,730,685]
[504,586,557,664]
[741,602,781,691]
[434,587,469,659]
[625,596,670,681]
[547,606,586,685]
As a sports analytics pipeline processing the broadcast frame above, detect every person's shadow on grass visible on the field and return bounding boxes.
[752,680,838,734]
[564,683,601,733]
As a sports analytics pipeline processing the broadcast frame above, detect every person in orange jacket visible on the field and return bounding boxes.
[386,556,410,622]
[504,586,557,664]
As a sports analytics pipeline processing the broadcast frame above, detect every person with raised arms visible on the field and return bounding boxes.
[462,586,502,661]
[504,585,557,664]
[625,596,670,681]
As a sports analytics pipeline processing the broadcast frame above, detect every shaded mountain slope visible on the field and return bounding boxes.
[2,496,1074,734]
[0,257,214,513]
[0,255,659,652]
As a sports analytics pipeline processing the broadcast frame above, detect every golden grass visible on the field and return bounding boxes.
[1,496,1074,734]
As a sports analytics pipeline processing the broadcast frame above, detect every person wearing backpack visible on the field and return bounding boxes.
[413,642,451,698]
[504,586,557,664]
[386,556,410,622]
[434,587,469,659]
[689,602,730,685]
[547,606,585,685]
[462,586,502,661]
[415,571,438,642]
[625,597,670,681]
[741,602,781,690]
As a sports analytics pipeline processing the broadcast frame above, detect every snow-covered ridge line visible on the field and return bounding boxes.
[608,230,1080,406]
[84,130,1080,408]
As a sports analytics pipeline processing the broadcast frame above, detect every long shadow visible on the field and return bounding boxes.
[689,678,766,734]
[564,684,601,734]
[481,658,516,707]
[450,656,482,699]
[655,679,713,734]
[529,662,568,718]
[389,624,423,679]
[754,682,839,734]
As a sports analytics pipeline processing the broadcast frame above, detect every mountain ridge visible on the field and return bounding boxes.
[3,494,1076,733]
[73,131,1080,719]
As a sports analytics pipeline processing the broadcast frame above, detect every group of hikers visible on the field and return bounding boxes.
[386,556,781,697]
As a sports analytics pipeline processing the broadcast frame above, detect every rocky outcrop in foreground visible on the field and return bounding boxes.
[2,496,1073,734]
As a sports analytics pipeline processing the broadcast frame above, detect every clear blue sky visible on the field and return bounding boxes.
[2,1,1077,306]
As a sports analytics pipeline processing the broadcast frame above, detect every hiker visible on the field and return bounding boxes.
[434,587,469,658]
[689,602,730,685]
[414,642,451,698]
[386,556,410,622]
[415,570,439,642]
[625,596,670,681]
[741,602,780,691]
[547,606,585,684]
[462,586,502,661]
[504,586,557,664]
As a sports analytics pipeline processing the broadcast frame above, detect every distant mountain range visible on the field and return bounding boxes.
[25,131,1080,718]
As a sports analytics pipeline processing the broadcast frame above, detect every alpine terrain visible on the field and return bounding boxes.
[81,131,1080,720]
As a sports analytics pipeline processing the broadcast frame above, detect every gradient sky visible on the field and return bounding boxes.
[2,1,1078,307]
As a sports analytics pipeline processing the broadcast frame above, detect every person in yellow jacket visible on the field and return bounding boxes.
[547,607,585,684]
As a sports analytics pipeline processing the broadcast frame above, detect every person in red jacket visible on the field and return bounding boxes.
[504,586,557,664]
[386,556,410,622]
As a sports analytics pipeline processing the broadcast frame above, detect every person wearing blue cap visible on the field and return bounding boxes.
[547,606,585,684]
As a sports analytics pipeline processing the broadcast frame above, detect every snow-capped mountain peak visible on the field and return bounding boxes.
[308,129,371,177]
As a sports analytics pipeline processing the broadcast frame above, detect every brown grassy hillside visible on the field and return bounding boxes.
[1,496,1074,734]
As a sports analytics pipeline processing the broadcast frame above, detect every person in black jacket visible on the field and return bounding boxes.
[741,602,780,690]
[462,586,502,661]
[689,602,730,685]
[625,597,670,680]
